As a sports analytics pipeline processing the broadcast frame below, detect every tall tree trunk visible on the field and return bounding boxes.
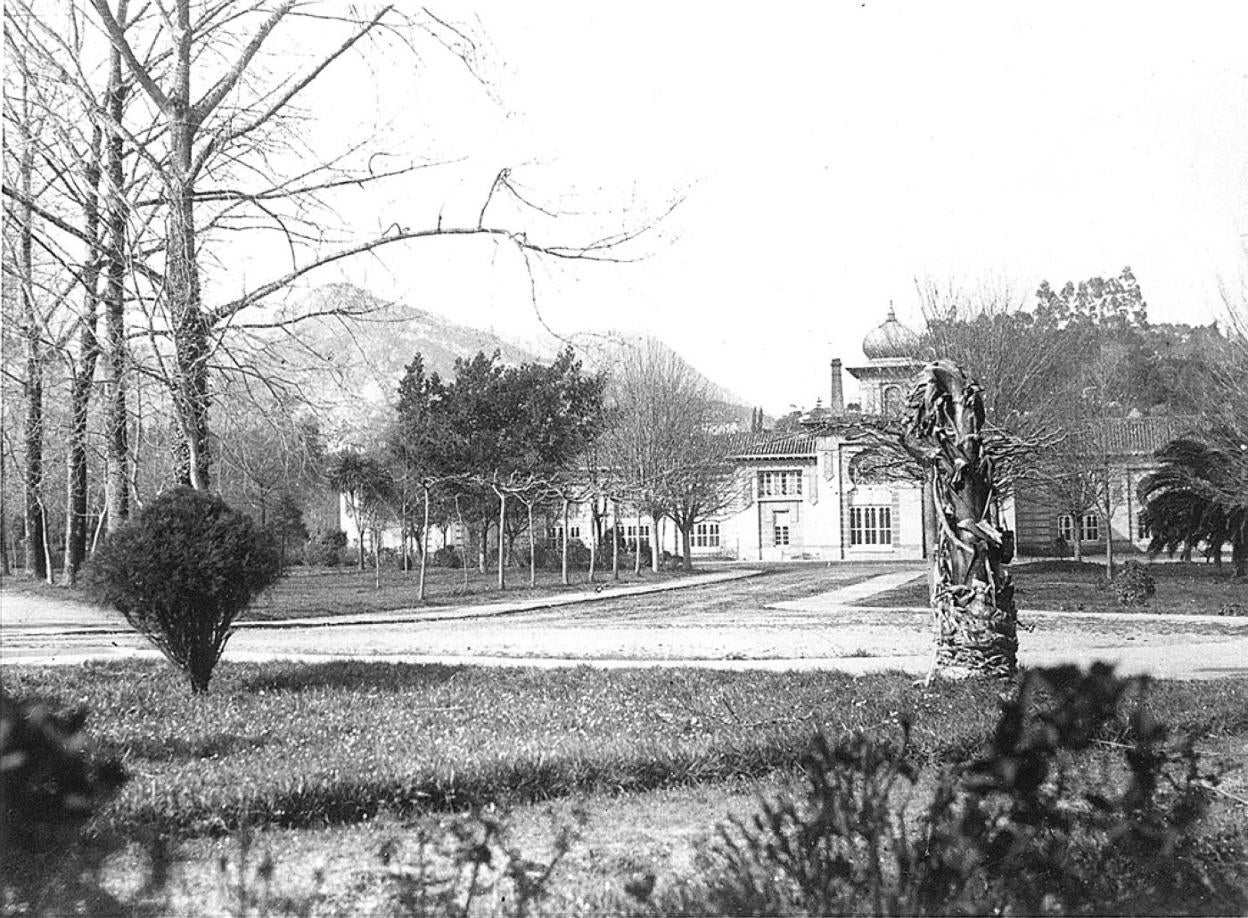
[162,0,211,490]
[527,500,536,588]
[651,513,662,573]
[1103,478,1115,579]
[0,432,10,577]
[1073,528,1083,563]
[17,122,47,582]
[910,361,1017,680]
[372,527,381,590]
[62,128,104,585]
[497,491,506,590]
[587,517,597,583]
[418,486,430,601]
[680,524,692,572]
[455,496,469,591]
[611,499,620,581]
[634,507,643,576]
[478,513,488,574]
[103,51,130,533]
[561,498,570,586]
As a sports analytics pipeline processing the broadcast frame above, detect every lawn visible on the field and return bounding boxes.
[6,659,1248,915]
[858,559,1247,615]
[0,563,696,623]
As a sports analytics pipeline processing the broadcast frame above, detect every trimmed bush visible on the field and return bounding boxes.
[1115,559,1157,606]
[87,488,281,693]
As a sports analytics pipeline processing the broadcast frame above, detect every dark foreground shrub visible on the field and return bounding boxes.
[1,691,126,910]
[665,664,1246,917]
[1115,559,1157,606]
[87,488,281,693]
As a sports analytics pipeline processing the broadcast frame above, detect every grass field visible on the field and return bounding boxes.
[11,659,1248,840]
[6,659,1248,914]
[0,563,695,622]
[858,559,1247,614]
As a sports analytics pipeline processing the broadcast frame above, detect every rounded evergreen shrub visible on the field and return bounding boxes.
[87,488,282,693]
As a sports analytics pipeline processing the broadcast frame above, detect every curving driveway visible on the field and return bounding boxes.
[3,563,1247,680]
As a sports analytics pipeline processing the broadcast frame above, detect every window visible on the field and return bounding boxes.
[758,470,803,497]
[624,524,651,550]
[773,511,790,547]
[850,506,892,546]
[547,525,581,543]
[1060,513,1100,541]
[882,385,904,416]
[694,522,720,548]
[1137,515,1149,540]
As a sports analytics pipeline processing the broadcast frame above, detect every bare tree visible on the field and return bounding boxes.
[602,339,716,572]
[917,276,1071,451]
[81,0,674,493]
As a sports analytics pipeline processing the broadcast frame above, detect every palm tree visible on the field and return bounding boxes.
[1138,433,1247,578]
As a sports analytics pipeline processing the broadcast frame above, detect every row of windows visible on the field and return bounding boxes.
[850,506,893,546]
[694,522,720,548]
[546,525,581,542]
[758,470,802,497]
[624,524,651,551]
[1058,514,1151,542]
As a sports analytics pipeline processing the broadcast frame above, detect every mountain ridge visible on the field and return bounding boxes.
[285,283,755,443]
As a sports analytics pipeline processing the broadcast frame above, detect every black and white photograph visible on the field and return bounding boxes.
[2,1,1247,914]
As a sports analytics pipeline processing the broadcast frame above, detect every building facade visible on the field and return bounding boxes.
[339,308,938,564]
[343,308,1193,566]
[1012,416,1193,558]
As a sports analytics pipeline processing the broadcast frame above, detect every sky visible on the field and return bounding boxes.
[208,1,1248,414]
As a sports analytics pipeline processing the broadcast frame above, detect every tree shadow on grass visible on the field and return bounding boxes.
[235,660,467,695]
[101,732,271,764]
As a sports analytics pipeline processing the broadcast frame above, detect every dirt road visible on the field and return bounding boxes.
[4,563,1247,679]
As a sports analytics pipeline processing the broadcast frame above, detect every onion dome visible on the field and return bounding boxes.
[862,304,920,360]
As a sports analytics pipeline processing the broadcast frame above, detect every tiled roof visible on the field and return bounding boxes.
[1062,416,1199,457]
[720,431,819,459]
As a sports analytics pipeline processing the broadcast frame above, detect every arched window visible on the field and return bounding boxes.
[882,385,904,417]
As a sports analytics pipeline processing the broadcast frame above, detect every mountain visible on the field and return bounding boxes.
[277,284,755,443]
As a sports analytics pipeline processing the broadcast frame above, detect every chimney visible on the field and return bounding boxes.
[829,359,844,413]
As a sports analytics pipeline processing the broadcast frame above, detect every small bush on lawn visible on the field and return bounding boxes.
[431,545,464,568]
[518,539,591,572]
[87,487,282,693]
[668,663,1245,917]
[1115,559,1157,606]
[303,528,347,566]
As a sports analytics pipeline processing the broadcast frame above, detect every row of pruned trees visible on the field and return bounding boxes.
[2,0,669,586]
[326,340,739,594]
